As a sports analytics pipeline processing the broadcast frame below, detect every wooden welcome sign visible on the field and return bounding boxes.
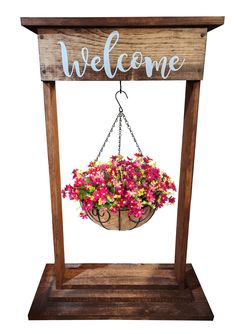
[21,16,224,320]
[38,27,206,80]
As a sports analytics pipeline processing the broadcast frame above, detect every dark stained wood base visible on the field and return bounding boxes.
[28,263,213,320]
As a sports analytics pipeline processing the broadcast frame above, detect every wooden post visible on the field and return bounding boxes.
[175,80,200,287]
[43,81,65,289]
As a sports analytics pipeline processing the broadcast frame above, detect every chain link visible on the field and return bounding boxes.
[118,112,122,155]
[122,113,143,156]
[95,113,119,162]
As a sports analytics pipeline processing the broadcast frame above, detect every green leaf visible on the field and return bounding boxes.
[104,172,110,180]
[107,183,116,194]
[110,186,116,194]
[79,189,87,200]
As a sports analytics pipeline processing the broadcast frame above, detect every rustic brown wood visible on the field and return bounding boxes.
[43,81,65,288]
[38,27,207,81]
[21,16,224,34]
[28,263,214,320]
[62,263,178,289]
[49,287,193,302]
[175,81,201,286]
[22,17,222,320]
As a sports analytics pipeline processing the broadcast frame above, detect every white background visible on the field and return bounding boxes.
[0,0,235,333]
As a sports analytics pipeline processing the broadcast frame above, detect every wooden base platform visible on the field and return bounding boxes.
[28,263,213,320]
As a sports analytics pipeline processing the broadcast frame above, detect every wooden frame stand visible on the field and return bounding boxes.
[21,16,224,320]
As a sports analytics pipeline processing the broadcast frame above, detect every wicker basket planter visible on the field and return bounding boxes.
[87,206,156,230]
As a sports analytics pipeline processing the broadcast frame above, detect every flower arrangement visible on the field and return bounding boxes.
[62,154,176,220]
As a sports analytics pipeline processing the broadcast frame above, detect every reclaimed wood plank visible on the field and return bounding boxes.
[21,16,224,34]
[28,263,213,320]
[49,287,193,302]
[175,81,201,287]
[64,263,177,278]
[43,82,65,288]
[38,28,207,81]
[62,263,178,289]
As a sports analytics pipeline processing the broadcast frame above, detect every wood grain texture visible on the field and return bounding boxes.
[62,263,178,289]
[28,263,214,320]
[43,82,65,288]
[175,81,201,286]
[21,16,224,34]
[38,27,207,81]
[49,287,192,302]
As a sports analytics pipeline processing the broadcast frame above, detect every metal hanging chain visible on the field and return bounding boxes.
[95,81,143,162]
[121,112,143,156]
[95,113,120,162]
[118,112,122,155]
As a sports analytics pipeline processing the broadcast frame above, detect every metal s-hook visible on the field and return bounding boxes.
[115,81,128,112]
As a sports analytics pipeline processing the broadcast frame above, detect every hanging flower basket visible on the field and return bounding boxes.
[62,85,176,230]
[62,154,176,230]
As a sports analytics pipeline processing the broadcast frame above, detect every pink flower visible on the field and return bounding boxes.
[110,206,118,213]
[158,182,167,191]
[169,197,175,204]
[72,169,78,179]
[144,156,152,163]
[133,161,141,168]
[146,190,155,203]
[98,188,108,198]
[149,184,157,191]
[129,208,145,218]
[88,161,96,167]
[62,153,176,219]
[92,189,101,201]
[82,198,94,211]
[113,180,122,187]
[160,194,168,204]
[120,198,128,208]
[98,197,106,205]
[170,182,177,191]
[146,173,155,181]
[116,187,123,195]
[74,177,84,187]
[80,211,88,219]
[126,181,135,189]
[141,181,148,188]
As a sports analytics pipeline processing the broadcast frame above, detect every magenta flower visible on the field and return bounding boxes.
[80,211,88,219]
[82,198,94,211]
[62,154,176,219]
[72,169,78,179]
[169,196,175,204]
[146,190,155,203]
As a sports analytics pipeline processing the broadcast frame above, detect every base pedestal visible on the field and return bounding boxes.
[28,263,213,320]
